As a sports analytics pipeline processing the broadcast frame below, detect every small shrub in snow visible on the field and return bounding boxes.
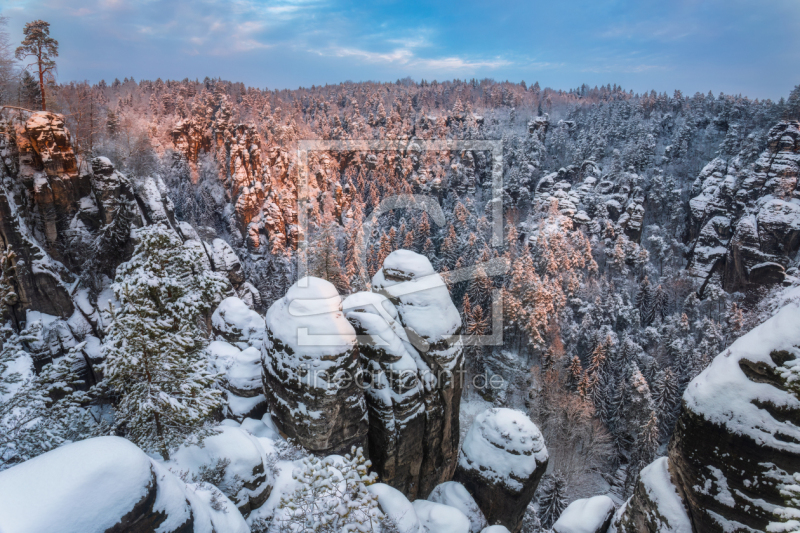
[273,446,383,532]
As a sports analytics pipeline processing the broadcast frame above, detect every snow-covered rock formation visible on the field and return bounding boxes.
[615,285,800,532]
[0,436,248,533]
[261,276,368,455]
[171,108,300,252]
[371,249,464,496]
[0,109,245,377]
[531,162,647,243]
[343,291,427,498]
[167,425,273,516]
[686,121,800,292]
[553,495,616,533]
[609,457,691,533]
[428,481,488,533]
[453,408,549,533]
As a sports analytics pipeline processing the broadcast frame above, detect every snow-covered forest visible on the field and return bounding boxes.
[1,15,799,533]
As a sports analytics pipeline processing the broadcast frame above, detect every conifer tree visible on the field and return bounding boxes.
[275,446,383,532]
[626,410,659,494]
[652,366,680,440]
[567,355,583,392]
[102,225,227,459]
[538,471,568,529]
[15,20,58,110]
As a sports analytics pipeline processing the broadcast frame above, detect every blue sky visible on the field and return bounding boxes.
[2,0,798,100]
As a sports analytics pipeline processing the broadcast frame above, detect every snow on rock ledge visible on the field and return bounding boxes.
[261,276,368,456]
[413,499,471,533]
[428,481,488,533]
[0,436,248,533]
[212,296,265,348]
[454,408,548,533]
[167,425,273,516]
[609,457,691,533]
[368,482,422,533]
[553,495,615,533]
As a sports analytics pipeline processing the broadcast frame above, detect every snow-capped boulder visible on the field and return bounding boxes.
[553,495,615,533]
[413,499,471,533]
[609,457,691,533]
[481,527,511,533]
[212,296,265,348]
[343,291,426,498]
[372,250,464,496]
[428,481,488,533]
[618,289,800,533]
[168,425,273,516]
[261,276,368,455]
[209,340,267,420]
[453,408,549,533]
[368,482,422,533]
[0,436,248,533]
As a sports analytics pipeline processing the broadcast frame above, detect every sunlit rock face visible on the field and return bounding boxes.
[687,121,800,292]
[170,111,299,252]
[372,249,464,497]
[261,276,368,456]
[453,408,548,533]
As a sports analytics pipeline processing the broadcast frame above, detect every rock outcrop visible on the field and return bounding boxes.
[170,105,299,252]
[261,276,368,455]
[687,121,800,293]
[0,436,248,533]
[453,408,549,533]
[372,250,464,497]
[168,425,273,516]
[615,286,800,533]
[343,291,426,498]
[532,163,647,243]
[553,495,616,533]
[428,481,488,533]
[609,457,691,533]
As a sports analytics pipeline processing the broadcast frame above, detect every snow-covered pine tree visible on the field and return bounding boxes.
[537,471,568,529]
[625,410,659,494]
[652,366,681,441]
[102,224,227,459]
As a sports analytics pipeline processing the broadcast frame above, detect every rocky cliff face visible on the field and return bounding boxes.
[613,285,800,533]
[532,162,647,243]
[170,106,300,253]
[687,121,800,293]
[342,291,427,499]
[372,250,464,497]
[0,109,245,379]
[261,276,369,456]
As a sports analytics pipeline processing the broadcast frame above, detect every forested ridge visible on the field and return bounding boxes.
[1,31,800,531]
